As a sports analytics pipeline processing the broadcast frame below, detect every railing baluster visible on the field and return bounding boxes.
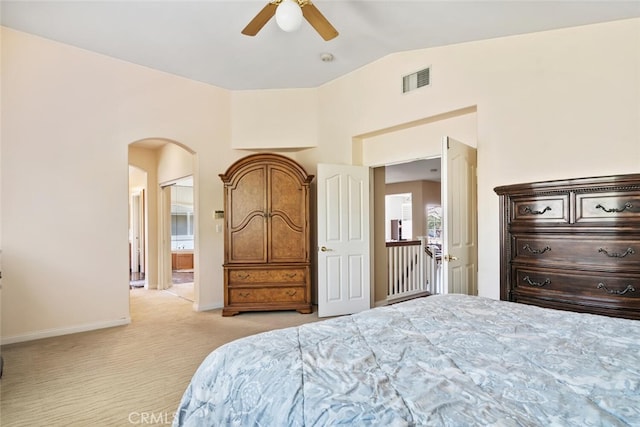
[388,246,393,297]
[386,240,427,300]
[393,246,399,296]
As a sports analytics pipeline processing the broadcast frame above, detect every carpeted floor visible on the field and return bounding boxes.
[0,289,319,426]
[164,282,194,302]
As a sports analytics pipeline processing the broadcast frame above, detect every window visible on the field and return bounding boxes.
[427,205,442,247]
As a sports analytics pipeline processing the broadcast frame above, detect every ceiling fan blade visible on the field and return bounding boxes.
[301,2,338,41]
[241,2,278,36]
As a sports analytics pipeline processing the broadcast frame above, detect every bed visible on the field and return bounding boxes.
[173,294,640,426]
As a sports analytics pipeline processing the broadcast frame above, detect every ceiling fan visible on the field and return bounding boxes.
[242,0,339,41]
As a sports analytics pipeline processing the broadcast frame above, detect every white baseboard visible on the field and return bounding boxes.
[193,301,223,312]
[374,299,389,307]
[1,317,131,345]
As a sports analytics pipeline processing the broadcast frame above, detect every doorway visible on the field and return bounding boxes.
[317,133,478,315]
[383,158,443,300]
[128,138,197,308]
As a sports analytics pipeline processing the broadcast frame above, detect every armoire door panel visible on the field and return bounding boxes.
[229,167,266,229]
[270,166,304,227]
[270,215,305,262]
[230,214,267,262]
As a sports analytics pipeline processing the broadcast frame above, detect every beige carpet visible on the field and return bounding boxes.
[0,289,320,426]
[164,282,194,302]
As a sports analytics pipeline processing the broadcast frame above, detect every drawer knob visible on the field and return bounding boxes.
[237,273,250,279]
[523,244,551,255]
[286,273,297,278]
[598,247,635,258]
[595,202,633,213]
[238,292,250,297]
[522,276,550,287]
[286,290,297,296]
[597,283,636,296]
[523,206,551,215]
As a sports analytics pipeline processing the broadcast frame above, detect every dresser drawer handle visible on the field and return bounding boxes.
[286,273,297,278]
[595,202,633,213]
[286,290,297,296]
[237,273,250,280]
[597,283,636,296]
[238,292,250,298]
[522,244,551,255]
[523,206,551,215]
[598,247,635,258]
[522,276,550,287]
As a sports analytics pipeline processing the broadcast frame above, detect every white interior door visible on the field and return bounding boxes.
[317,164,370,317]
[441,136,478,295]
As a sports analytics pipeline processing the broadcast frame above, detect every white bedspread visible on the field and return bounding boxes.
[174,294,640,426]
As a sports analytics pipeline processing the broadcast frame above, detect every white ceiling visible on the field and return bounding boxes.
[386,158,441,183]
[2,1,639,91]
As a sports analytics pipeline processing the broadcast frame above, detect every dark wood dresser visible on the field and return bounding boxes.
[495,174,640,320]
[220,153,314,316]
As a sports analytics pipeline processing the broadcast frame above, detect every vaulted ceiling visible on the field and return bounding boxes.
[2,1,639,91]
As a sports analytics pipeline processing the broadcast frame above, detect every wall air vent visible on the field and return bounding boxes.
[402,67,430,93]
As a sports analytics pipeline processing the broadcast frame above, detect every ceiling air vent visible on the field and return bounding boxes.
[402,67,430,93]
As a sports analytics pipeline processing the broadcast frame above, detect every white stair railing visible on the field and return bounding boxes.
[387,239,431,300]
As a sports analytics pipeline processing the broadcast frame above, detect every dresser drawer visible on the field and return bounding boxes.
[575,190,640,223]
[512,235,640,268]
[511,294,640,319]
[513,266,639,300]
[228,286,306,304]
[510,195,569,224]
[228,268,307,285]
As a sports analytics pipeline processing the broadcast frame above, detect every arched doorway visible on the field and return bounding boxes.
[128,138,198,305]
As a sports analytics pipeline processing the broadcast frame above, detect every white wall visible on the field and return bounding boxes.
[361,108,478,167]
[231,89,318,149]
[1,28,234,342]
[2,18,639,343]
[300,18,640,300]
[157,143,194,184]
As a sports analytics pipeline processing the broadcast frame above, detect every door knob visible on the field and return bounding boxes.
[320,246,330,252]
[443,254,458,261]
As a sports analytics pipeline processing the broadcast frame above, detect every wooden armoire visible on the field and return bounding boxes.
[219,153,314,316]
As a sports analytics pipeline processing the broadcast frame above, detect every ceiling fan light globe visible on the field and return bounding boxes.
[275,0,303,32]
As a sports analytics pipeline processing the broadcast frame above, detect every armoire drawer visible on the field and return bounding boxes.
[510,194,569,224]
[228,286,307,304]
[512,234,640,268]
[513,267,639,300]
[227,268,307,285]
[575,190,640,223]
